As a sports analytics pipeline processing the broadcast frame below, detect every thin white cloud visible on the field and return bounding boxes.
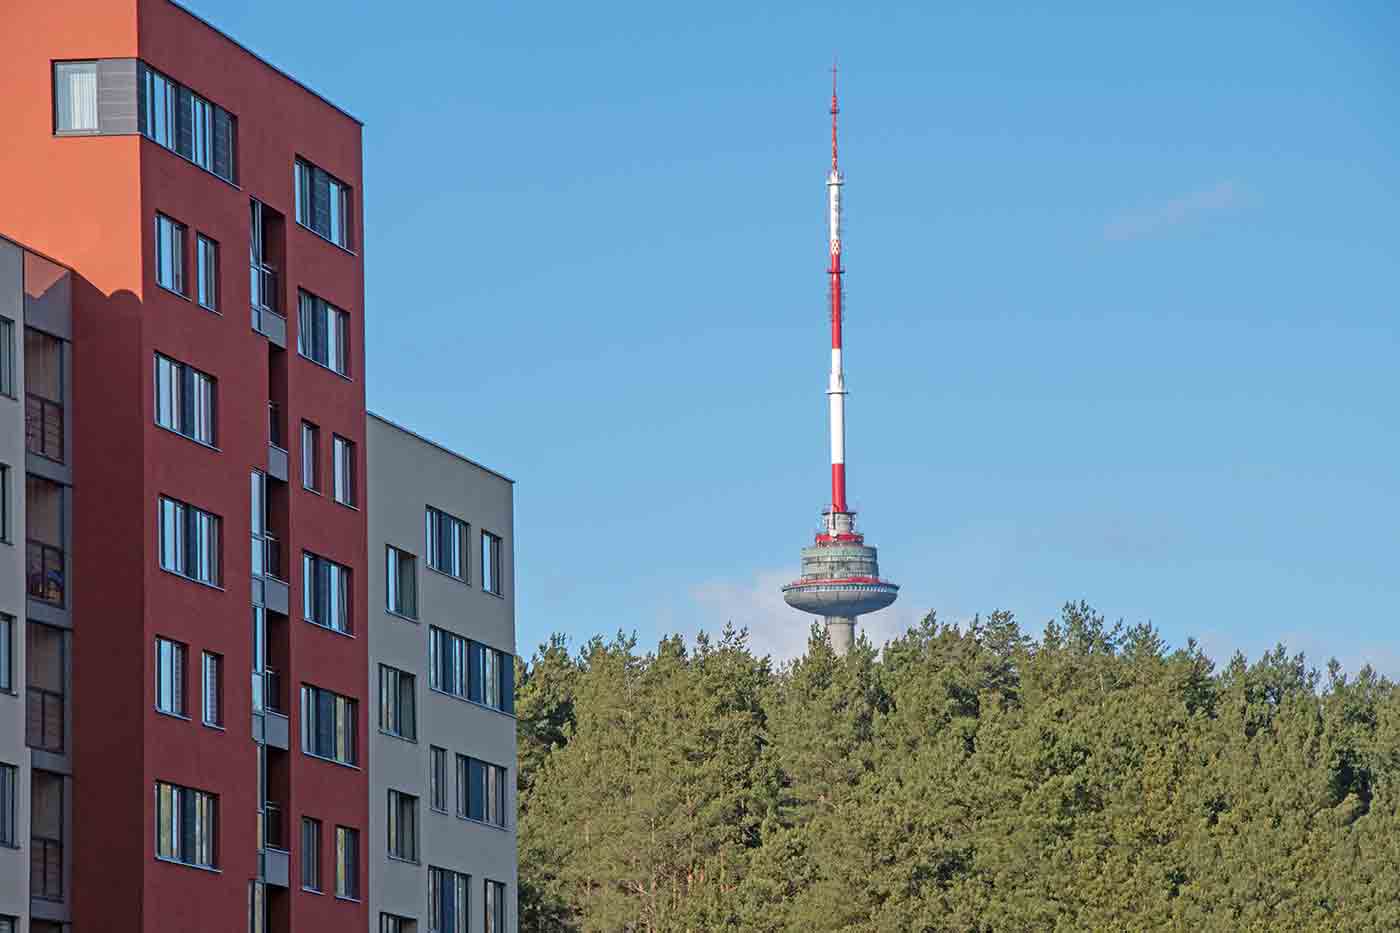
[1105,181,1239,241]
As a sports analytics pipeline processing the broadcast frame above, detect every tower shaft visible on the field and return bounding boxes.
[827,69,848,516]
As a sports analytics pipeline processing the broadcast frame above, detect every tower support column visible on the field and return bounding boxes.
[825,616,855,655]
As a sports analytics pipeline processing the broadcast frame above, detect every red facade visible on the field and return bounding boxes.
[0,1,368,929]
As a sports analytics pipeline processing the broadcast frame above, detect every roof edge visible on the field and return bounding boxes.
[368,412,516,485]
[164,0,364,126]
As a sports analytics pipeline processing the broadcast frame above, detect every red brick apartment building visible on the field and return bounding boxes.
[0,1,370,929]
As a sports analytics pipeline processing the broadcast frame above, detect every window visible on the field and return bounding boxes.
[296,291,349,376]
[386,546,417,618]
[381,915,416,933]
[139,63,236,183]
[25,328,64,463]
[155,637,187,716]
[0,614,10,693]
[379,665,416,740]
[0,317,14,397]
[54,61,98,132]
[156,213,186,295]
[484,880,507,933]
[295,157,354,249]
[430,747,448,812]
[302,817,322,891]
[387,790,418,862]
[26,623,64,752]
[301,422,320,491]
[301,684,357,766]
[27,475,65,605]
[202,652,223,727]
[335,826,359,900]
[429,627,466,698]
[481,531,503,596]
[159,496,221,586]
[302,552,351,633]
[429,867,469,933]
[155,781,218,868]
[468,640,515,715]
[457,756,508,828]
[332,435,355,505]
[0,763,15,846]
[31,770,62,899]
[426,507,468,581]
[249,199,280,319]
[154,354,216,445]
[197,235,219,310]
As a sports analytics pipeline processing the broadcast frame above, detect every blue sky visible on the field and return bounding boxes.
[185,1,1400,670]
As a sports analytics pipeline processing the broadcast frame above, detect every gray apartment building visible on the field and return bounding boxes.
[367,413,517,933]
[0,235,75,933]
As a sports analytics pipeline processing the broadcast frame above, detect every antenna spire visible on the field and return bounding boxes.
[830,60,840,171]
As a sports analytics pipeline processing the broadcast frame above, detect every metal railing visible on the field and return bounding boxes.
[262,802,285,851]
[31,835,62,899]
[27,539,64,605]
[26,687,64,752]
[252,533,283,582]
[267,401,284,449]
[25,393,63,462]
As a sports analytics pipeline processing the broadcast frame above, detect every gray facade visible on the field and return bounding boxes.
[0,235,75,933]
[367,413,517,933]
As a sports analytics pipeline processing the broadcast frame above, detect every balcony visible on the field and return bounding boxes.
[31,835,62,900]
[251,264,286,348]
[261,803,290,888]
[266,402,288,481]
[26,540,64,605]
[25,393,63,463]
[26,687,63,753]
[252,535,289,616]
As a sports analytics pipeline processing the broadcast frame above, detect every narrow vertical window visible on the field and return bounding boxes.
[430,746,447,812]
[0,465,9,544]
[197,234,219,311]
[155,637,186,716]
[481,531,503,596]
[202,651,223,727]
[385,546,416,618]
[484,880,507,933]
[53,61,98,132]
[189,94,214,170]
[0,317,14,397]
[335,826,359,900]
[155,213,186,295]
[379,665,416,740]
[332,435,355,505]
[387,790,418,862]
[0,763,15,846]
[302,817,322,891]
[0,614,11,693]
[301,422,320,491]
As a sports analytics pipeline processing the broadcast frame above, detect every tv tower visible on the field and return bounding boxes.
[781,66,899,655]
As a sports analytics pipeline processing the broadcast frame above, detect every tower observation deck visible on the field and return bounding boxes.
[781,67,898,654]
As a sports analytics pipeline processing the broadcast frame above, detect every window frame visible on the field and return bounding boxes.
[379,664,417,741]
[430,746,448,813]
[300,683,358,767]
[387,789,419,863]
[155,213,187,297]
[481,530,504,597]
[302,816,322,892]
[0,614,10,694]
[385,545,418,620]
[0,317,15,399]
[301,421,321,492]
[53,60,99,135]
[332,434,356,506]
[154,353,217,447]
[425,506,469,582]
[302,551,352,635]
[201,651,223,728]
[334,825,360,900]
[154,636,187,718]
[296,290,351,378]
[154,780,218,869]
[0,763,15,848]
[294,157,356,251]
[196,234,219,312]
[158,495,222,587]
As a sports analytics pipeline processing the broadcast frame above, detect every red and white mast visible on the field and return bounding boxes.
[827,64,849,519]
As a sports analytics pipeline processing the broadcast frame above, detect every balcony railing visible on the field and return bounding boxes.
[27,539,64,605]
[26,686,64,752]
[25,393,63,462]
[31,835,62,899]
[252,534,283,582]
[262,802,285,851]
[267,401,284,449]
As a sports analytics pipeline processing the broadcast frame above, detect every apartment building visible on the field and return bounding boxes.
[367,415,517,933]
[0,1,369,930]
[0,236,74,933]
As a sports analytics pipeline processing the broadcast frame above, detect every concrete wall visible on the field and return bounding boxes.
[367,413,517,931]
[0,238,30,931]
